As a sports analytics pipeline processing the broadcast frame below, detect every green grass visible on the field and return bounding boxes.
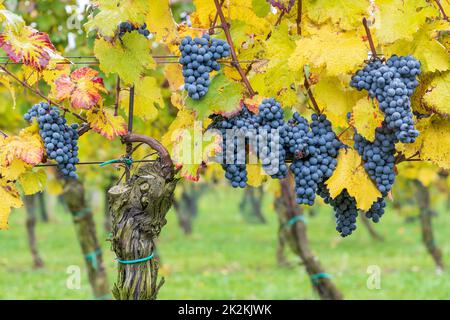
[1,186,449,300]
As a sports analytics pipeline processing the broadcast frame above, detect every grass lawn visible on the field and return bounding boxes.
[0,185,449,300]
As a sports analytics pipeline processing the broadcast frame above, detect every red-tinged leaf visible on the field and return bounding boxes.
[86,108,127,140]
[0,26,56,71]
[0,123,44,167]
[53,67,107,110]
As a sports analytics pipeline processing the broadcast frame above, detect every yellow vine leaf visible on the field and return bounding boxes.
[18,169,47,195]
[352,98,384,142]
[398,161,439,187]
[0,180,22,230]
[94,32,155,85]
[120,76,164,121]
[397,117,450,169]
[0,122,44,167]
[422,71,450,117]
[247,163,267,187]
[0,71,16,108]
[84,0,148,38]
[384,22,450,73]
[373,0,437,44]
[288,24,368,77]
[145,0,177,43]
[325,148,381,211]
[86,108,127,141]
[171,120,221,182]
[0,158,27,181]
[305,0,369,31]
[419,117,450,169]
[162,109,197,149]
[192,0,268,32]
[164,63,184,92]
[313,76,364,128]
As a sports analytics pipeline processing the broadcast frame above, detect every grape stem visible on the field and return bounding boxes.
[0,129,8,137]
[303,75,322,114]
[296,0,302,35]
[265,9,286,40]
[435,0,449,21]
[114,76,121,116]
[0,64,88,124]
[209,0,226,34]
[362,17,378,59]
[125,85,135,182]
[213,0,256,97]
[395,151,421,164]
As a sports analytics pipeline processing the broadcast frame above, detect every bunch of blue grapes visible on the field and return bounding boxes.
[179,34,231,100]
[256,98,288,179]
[118,22,150,37]
[365,197,386,223]
[354,123,396,196]
[209,107,258,188]
[317,183,358,237]
[350,55,421,144]
[354,122,396,222]
[289,114,342,206]
[24,102,79,179]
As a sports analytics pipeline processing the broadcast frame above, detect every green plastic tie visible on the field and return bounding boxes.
[73,207,91,219]
[95,293,112,300]
[117,252,154,265]
[286,215,306,227]
[85,248,102,270]
[99,158,133,167]
[310,272,331,284]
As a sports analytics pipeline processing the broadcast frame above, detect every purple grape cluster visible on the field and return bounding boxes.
[209,107,257,188]
[288,114,342,206]
[350,55,421,144]
[118,22,150,37]
[24,102,79,179]
[179,34,231,100]
[317,183,358,237]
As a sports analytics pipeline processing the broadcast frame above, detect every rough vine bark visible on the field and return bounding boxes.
[414,180,444,271]
[23,194,44,269]
[62,179,111,299]
[37,192,49,222]
[276,175,343,300]
[239,186,266,224]
[108,161,177,300]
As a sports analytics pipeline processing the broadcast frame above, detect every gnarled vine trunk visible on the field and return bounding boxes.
[239,186,266,224]
[63,179,111,299]
[360,213,384,241]
[414,180,444,272]
[276,175,343,300]
[108,161,177,300]
[23,194,44,269]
